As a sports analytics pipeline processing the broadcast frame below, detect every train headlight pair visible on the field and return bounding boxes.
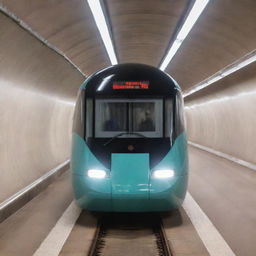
[87,169,174,179]
[87,169,107,179]
[153,169,175,179]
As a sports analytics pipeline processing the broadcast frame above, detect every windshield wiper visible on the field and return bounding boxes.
[103,132,148,146]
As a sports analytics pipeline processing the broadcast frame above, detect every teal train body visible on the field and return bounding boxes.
[71,64,188,212]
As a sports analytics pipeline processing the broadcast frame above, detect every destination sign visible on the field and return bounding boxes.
[112,81,149,90]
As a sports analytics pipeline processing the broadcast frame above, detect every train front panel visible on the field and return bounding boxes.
[71,64,188,212]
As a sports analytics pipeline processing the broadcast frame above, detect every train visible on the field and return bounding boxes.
[71,63,188,212]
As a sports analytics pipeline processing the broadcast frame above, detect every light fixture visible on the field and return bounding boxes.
[87,169,107,179]
[183,51,256,97]
[153,169,175,179]
[160,0,209,71]
[87,0,118,65]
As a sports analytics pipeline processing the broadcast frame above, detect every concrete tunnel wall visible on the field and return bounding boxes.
[0,13,84,203]
[185,61,256,166]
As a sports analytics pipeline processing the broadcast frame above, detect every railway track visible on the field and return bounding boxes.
[88,213,172,256]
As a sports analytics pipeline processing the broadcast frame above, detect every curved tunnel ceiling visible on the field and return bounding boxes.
[105,0,189,66]
[167,0,256,91]
[0,0,256,94]
[0,0,110,76]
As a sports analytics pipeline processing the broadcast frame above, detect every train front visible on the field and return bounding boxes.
[71,64,188,212]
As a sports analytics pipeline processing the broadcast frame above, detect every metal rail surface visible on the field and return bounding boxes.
[88,213,172,256]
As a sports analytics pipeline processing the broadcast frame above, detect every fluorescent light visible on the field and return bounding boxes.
[153,169,175,179]
[185,90,256,110]
[87,169,107,179]
[207,75,223,84]
[185,75,223,96]
[160,40,182,71]
[176,0,210,41]
[183,51,256,97]
[238,54,256,68]
[221,55,256,77]
[87,0,117,65]
[160,0,209,71]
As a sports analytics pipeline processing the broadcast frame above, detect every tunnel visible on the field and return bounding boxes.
[0,0,255,256]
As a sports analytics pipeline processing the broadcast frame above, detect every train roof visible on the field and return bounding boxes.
[80,63,181,96]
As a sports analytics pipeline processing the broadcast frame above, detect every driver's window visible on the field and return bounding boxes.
[95,99,163,138]
[95,100,127,137]
[102,102,126,132]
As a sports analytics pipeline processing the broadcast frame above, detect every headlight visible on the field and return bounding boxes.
[153,169,174,179]
[87,169,107,179]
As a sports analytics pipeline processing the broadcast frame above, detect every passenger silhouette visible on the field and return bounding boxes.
[139,111,155,131]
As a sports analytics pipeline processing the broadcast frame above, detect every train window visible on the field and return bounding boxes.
[175,92,185,136]
[95,99,163,138]
[165,99,173,138]
[132,103,155,132]
[131,100,163,137]
[86,98,93,139]
[95,101,127,138]
[72,90,85,137]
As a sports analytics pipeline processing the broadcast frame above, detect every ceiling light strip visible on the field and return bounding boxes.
[183,50,256,97]
[87,0,117,65]
[159,0,209,71]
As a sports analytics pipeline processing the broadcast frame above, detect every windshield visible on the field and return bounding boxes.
[95,99,163,138]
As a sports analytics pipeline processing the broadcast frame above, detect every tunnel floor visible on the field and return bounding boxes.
[0,146,255,256]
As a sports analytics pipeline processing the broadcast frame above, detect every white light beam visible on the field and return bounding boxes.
[160,0,209,71]
[183,52,256,97]
[87,0,117,65]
